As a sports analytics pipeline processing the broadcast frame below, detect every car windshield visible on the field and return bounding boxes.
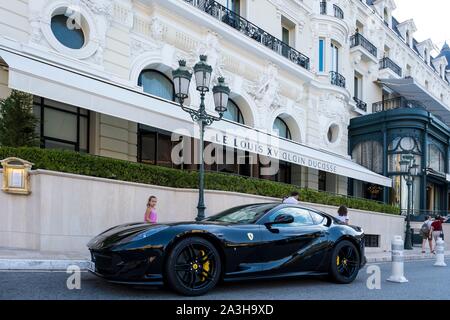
[206,204,278,224]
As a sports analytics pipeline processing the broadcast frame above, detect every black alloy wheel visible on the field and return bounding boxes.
[165,237,221,296]
[329,240,360,284]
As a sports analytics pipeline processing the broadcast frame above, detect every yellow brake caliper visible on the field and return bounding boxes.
[200,250,210,282]
[336,255,340,266]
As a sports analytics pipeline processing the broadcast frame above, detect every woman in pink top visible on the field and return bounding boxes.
[144,196,158,223]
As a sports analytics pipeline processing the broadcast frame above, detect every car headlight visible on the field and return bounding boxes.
[117,226,169,245]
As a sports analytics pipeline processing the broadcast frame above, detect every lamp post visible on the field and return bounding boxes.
[172,56,230,221]
[399,153,419,250]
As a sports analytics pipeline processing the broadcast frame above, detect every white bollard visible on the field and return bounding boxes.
[387,235,408,283]
[434,237,447,267]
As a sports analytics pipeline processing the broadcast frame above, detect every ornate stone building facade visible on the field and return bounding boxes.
[2,0,448,201]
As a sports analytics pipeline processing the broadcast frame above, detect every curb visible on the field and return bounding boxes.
[1,255,449,271]
[366,254,450,263]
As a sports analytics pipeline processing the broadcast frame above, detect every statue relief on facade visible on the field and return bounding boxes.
[191,31,223,81]
[248,62,281,110]
[150,17,164,43]
[318,93,347,126]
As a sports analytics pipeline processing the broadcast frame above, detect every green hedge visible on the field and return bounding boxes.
[0,147,400,215]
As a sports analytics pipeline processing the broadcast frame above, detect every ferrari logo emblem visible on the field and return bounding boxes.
[247,233,254,241]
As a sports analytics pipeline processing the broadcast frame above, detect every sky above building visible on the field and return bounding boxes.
[394,0,449,54]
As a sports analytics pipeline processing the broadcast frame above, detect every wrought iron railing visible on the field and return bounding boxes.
[333,4,344,19]
[330,71,346,88]
[372,97,412,113]
[401,209,449,220]
[350,33,378,58]
[379,57,402,77]
[184,0,310,70]
[353,97,367,112]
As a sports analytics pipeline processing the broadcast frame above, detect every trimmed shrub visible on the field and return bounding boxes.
[0,147,400,215]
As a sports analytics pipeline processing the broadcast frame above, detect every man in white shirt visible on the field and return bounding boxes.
[283,192,300,204]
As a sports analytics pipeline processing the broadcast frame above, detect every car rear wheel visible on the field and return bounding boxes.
[165,237,221,296]
[329,240,360,284]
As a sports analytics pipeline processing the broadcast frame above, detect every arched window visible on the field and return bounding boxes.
[387,136,422,173]
[138,70,175,101]
[51,14,85,49]
[223,99,245,124]
[273,117,292,140]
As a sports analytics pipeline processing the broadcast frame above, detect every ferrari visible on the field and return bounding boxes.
[87,203,366,296]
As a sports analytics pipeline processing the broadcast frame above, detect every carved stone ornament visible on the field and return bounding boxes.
[29,12,43,44]
[130,37,161,58]
[77,0,113,19]
[150,17,164,43]
[191,31,224,80]
[248,63,281,110]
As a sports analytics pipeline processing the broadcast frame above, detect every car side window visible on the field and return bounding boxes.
[309,210,327,225]
[269,207,314,227]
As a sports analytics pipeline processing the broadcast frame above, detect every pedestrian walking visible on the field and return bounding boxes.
[430,215,449,253]
[283,191,300,204]
[420,215,433,254]
[337,205,349,225]
[144,195,158,224]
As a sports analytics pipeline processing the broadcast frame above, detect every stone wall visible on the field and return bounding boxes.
[0,169,406,255]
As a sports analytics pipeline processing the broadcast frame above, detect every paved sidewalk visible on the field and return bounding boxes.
[0,247,90,271]
[0,246,449,271]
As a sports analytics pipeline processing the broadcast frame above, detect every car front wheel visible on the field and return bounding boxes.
[165,237,221,296]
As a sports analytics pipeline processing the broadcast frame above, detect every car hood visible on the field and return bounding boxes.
[87,220,234,250]
[87,223,163,249]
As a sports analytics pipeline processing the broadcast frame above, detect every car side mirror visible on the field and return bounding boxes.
[265,214,294,228]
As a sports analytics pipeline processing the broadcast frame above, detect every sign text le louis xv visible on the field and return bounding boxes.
[213,133,338,174]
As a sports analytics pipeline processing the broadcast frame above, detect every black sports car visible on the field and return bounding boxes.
[87,203,366,296]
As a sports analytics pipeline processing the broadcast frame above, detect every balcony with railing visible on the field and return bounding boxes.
[350,33,378,61]
[184,0,310,70]
[372,97,416,113]
[353,97,368,112]
[379,57,402,77]
[319,2,344,19]
[330,71,346,88]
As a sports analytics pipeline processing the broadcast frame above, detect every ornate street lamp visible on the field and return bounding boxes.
[173,56,230,221]
[399,153,419,250]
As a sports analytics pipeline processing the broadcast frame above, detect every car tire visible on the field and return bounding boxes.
[165,237,221,296]
[329,240,360,284]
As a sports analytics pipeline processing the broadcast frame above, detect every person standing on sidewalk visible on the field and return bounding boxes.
[144,195,158,224]
[283,191,300,204]
[420,216,433,254]
[430,215,449,253]
[337,205,349,225]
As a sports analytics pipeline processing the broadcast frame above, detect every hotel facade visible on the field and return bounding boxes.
[1,0,450,219]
